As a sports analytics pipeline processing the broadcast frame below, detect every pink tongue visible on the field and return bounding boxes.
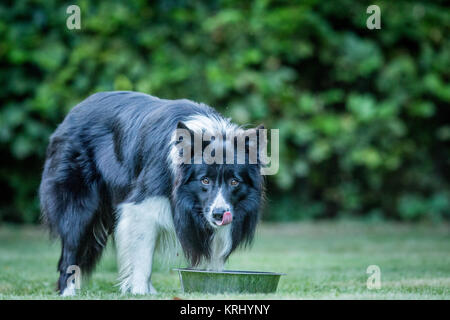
[218,211,232,226]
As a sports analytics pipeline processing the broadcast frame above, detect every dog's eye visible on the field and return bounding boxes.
[230,178,239,186]
[201,177,210,185]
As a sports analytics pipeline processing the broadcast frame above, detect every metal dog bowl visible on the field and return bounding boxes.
[174,268,285,294]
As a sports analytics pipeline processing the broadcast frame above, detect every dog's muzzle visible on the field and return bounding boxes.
[212,208,232,226]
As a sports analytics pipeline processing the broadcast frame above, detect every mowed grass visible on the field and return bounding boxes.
[0,220,449,299]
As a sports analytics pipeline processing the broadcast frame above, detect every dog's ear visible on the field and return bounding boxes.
[177,121,188,130]
[253,124,265,149]
[255,124,266,154]
[176,121,193,137]
[175,121,205,164]
[250,124,266,165]
[175,121,194,164]
[176,121,198,145]
[233,124,266,165]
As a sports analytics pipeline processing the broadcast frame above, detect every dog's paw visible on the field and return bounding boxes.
[149,283,158,295]
[130,284,149,295]
[119,277,158,295]
[129,282,158,295]
[61,286,77,297]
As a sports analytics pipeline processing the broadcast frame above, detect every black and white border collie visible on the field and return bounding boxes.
[39,91,265,296]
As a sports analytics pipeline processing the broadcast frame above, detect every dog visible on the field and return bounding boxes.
[39,91,266,296]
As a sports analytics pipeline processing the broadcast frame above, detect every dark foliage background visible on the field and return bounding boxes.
[0,0,449,223]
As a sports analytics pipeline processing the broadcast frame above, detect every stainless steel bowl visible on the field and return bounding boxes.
[174,268,286,294]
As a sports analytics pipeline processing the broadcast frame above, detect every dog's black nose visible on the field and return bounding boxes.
[212,208,229,221]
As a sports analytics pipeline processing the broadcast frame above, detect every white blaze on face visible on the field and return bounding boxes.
[209,188,229,215]
[208,187,233,226]
[209,187,229,216]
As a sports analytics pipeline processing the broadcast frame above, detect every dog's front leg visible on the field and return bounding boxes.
[115,201,159,295]
[129,230,158,295]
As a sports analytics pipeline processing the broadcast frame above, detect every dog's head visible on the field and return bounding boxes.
[170,119,265,266]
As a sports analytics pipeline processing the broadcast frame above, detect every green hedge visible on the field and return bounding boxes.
[1,0,449,223]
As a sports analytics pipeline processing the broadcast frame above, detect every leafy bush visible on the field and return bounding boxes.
[0,0,449,223]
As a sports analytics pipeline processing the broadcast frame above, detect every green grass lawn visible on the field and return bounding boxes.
[0,220,449,299]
